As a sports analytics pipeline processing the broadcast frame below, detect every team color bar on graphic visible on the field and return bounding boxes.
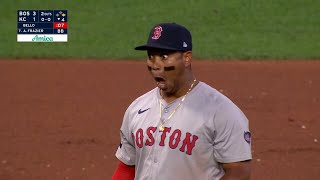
[17,34,68,42]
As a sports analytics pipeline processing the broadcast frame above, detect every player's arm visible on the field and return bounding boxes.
[213,100,252,179]
[114,104,136,180]
[112,161,135,180]
[221,160,251,180]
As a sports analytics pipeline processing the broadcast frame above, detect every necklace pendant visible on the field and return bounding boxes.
[159,125,165,132]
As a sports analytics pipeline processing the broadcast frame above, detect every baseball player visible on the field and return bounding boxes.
[112,23,252,180]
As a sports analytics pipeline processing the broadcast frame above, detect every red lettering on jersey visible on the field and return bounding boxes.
[179,132,199,155]
[136,128,144,148]
[152,26,163,40]
[145,127,156,146]
[133,127,199,155]
[169,129,182,149]
[159,127,171,146]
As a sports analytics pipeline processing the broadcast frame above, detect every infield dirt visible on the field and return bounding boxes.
[0,60,319,180]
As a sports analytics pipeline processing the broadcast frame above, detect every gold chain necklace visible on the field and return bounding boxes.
[158,79,197,132]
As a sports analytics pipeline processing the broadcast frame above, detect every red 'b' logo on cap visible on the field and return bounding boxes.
[152,26,163,40]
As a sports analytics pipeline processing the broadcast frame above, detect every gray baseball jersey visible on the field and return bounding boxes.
[116,82,252,180]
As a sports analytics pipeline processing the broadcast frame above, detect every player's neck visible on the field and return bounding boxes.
[161,76,197,103]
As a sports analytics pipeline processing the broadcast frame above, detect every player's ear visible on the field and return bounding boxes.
[183,51,192,67]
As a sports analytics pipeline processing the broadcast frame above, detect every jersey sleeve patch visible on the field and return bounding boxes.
[244,131,251,144]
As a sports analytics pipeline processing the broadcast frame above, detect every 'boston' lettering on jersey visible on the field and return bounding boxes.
[133,126,199,155]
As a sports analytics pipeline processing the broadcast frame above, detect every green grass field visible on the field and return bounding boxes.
[0,0,319,60]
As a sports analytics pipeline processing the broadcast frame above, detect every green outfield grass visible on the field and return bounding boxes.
[0,0,319,60]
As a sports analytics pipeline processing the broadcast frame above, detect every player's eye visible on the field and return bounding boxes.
[148,55,153,60]
[161,54,168,60]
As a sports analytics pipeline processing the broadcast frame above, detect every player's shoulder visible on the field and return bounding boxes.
[195,82,240,110]
[197,82,248,121]
[195,82,229,103]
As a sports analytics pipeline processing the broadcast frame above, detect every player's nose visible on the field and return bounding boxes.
[148,57,164,72]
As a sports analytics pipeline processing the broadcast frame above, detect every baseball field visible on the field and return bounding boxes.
[1,0,320,180]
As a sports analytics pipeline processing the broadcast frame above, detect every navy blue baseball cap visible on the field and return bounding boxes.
[135,23,192,51]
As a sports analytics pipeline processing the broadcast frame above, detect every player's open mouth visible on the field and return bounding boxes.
[154,77,167,89]
[154,77,165,82]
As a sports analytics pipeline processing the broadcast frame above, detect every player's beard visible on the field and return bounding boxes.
[157,80,168,90]
[159,79,183,97]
